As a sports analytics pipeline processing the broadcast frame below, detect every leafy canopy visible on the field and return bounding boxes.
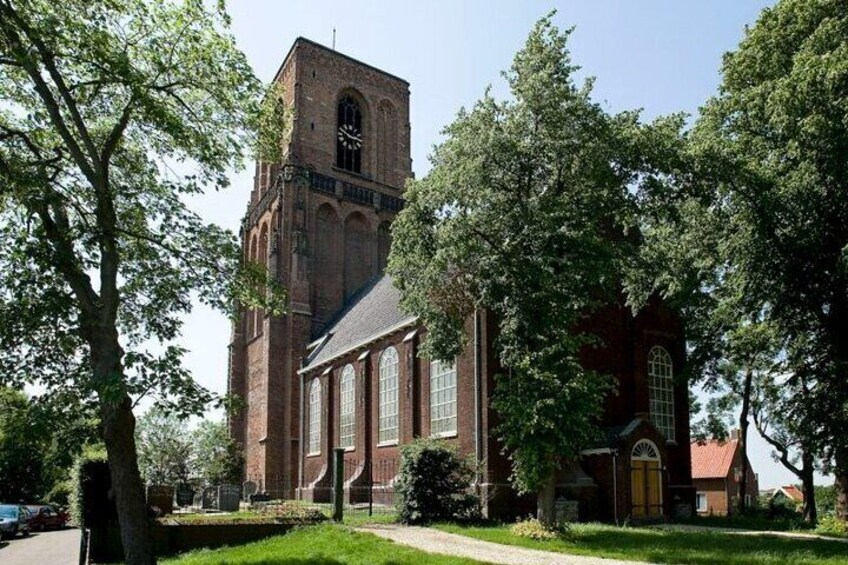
[0,0,286,412]
[388,14,682,493]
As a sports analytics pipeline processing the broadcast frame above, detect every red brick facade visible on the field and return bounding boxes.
[229,38,695,520]
[691,434,759,516]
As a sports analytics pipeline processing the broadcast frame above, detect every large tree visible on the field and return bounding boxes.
[388,15,678,522]
[632,0,848,521]
[0,1,284,561]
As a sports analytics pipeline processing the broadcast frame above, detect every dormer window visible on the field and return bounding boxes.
[337,96,363,173]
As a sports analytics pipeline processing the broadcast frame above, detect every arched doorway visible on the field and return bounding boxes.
[630,439,663,518]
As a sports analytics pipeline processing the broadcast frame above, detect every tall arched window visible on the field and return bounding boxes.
[648,346,675,441]
[339,364,356,449]
[308,378,322,455]
[430,359,457,436]
[378,347,399,443]
[336,95,363,173]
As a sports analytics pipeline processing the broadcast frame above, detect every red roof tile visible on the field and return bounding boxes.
[776,485,804,502]
[690,438,738,479]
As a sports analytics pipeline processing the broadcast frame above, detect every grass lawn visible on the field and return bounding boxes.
[434,522,848,565]
[161,523,483,565]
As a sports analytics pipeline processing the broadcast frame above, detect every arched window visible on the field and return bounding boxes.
[648,346,675,441]
[430,359,457,436]
[308,378,322,455]
[378,347,399,443]
[336,95,363,173]
[339,364,356,449]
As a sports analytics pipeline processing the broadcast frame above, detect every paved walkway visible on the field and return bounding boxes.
[0,529,81,565]
[356,525,650,565]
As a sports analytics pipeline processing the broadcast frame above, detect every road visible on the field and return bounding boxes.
[0,529,81,565]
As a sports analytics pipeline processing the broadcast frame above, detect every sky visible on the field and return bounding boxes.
[174,0,829,489]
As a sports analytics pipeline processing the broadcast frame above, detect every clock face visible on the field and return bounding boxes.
[337,123,362,150]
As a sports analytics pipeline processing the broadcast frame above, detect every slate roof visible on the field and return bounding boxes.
[690,438,739,479]
[300,275,416,371]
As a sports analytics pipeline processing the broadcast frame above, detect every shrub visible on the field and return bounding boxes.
[254,502,326,522]
[70,445,116,528]
[815,515,848,537]
[511,518,571,540]
[45,479,72,509]
[395,438,479,524]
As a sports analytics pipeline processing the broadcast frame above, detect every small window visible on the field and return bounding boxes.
[339,365,356,449]
[696,493,707,512]
[648,346,675,441]
[378,347,399,443]
[308,378,322,455]
[744,494,752,508]
[430,359,457,437]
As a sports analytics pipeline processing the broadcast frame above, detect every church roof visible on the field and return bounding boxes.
[690,438,739,479]
[300,275,416,372]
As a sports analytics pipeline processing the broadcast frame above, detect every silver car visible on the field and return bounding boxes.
[0,504,31,540]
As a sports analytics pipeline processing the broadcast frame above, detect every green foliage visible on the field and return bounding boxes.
[135,412,244,487]
[629,0,848,515]
[388,13,675,496]
[510,518,571,540]
[395,439,478,524]
[70,445,114,528]
[190,419,244,487]
[0,387,49,501]
[816,515,848,538]
[0,0,287,419]
[136,411,193,485]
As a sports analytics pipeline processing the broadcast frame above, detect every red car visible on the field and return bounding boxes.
[25,505,67,531]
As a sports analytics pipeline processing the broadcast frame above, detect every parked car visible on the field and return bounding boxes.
[26,505,67,531]
[0,504,31,540]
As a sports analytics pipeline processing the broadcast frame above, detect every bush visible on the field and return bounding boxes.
[45,479,72,509]
[815,515,848,537]
[70,445,116,528]
[395,438,479,524]
[511,518,571,540]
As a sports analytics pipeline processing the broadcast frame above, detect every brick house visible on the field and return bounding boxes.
[691,432,759,516]
[228,37,695,521]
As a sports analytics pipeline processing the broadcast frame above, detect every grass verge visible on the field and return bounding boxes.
[434,522,848,565]
[161,523,481,565]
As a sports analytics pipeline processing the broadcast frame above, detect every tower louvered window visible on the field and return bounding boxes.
[336,96,362,173]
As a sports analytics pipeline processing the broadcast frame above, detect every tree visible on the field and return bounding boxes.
[388,14,678,523]
[135,411,192,486]
[191,420,243,487]
[0,1,286,561]
[631,0,848,522]
[0,388,50,501]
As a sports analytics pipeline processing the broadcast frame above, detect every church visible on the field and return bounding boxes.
[227,37,696,521]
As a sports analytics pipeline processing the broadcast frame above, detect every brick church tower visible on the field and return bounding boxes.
[227,38,412,496]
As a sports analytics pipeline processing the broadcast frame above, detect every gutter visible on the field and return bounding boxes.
[473,309,482,485]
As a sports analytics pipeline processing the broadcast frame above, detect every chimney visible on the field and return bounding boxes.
[730,428,741,441]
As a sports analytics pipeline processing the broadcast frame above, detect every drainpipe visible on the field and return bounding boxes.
[473,309,482,484]
[298,371,305,497]
[613,449,619,526]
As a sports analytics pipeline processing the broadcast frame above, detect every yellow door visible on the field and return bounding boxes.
[631,460,663,517]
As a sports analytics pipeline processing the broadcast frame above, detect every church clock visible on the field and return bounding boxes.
[337,123,362,150]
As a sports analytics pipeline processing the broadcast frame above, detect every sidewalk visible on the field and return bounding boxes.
[356,524,651,565]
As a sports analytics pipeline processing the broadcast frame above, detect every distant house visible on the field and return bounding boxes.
[690,431,759,516]
[770,485,804,507]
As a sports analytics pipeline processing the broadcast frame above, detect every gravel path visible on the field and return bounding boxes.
[356,524,650,565]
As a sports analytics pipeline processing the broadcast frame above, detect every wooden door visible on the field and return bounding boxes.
[631,460,663,517]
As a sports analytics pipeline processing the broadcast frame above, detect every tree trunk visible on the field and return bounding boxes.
[737,368,753,515]
[800,450,817,525]
[94,340,155,565]
[835,447,848,522]
[536,475,556,526]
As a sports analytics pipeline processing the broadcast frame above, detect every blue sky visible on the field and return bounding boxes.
[178,0,827,489]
